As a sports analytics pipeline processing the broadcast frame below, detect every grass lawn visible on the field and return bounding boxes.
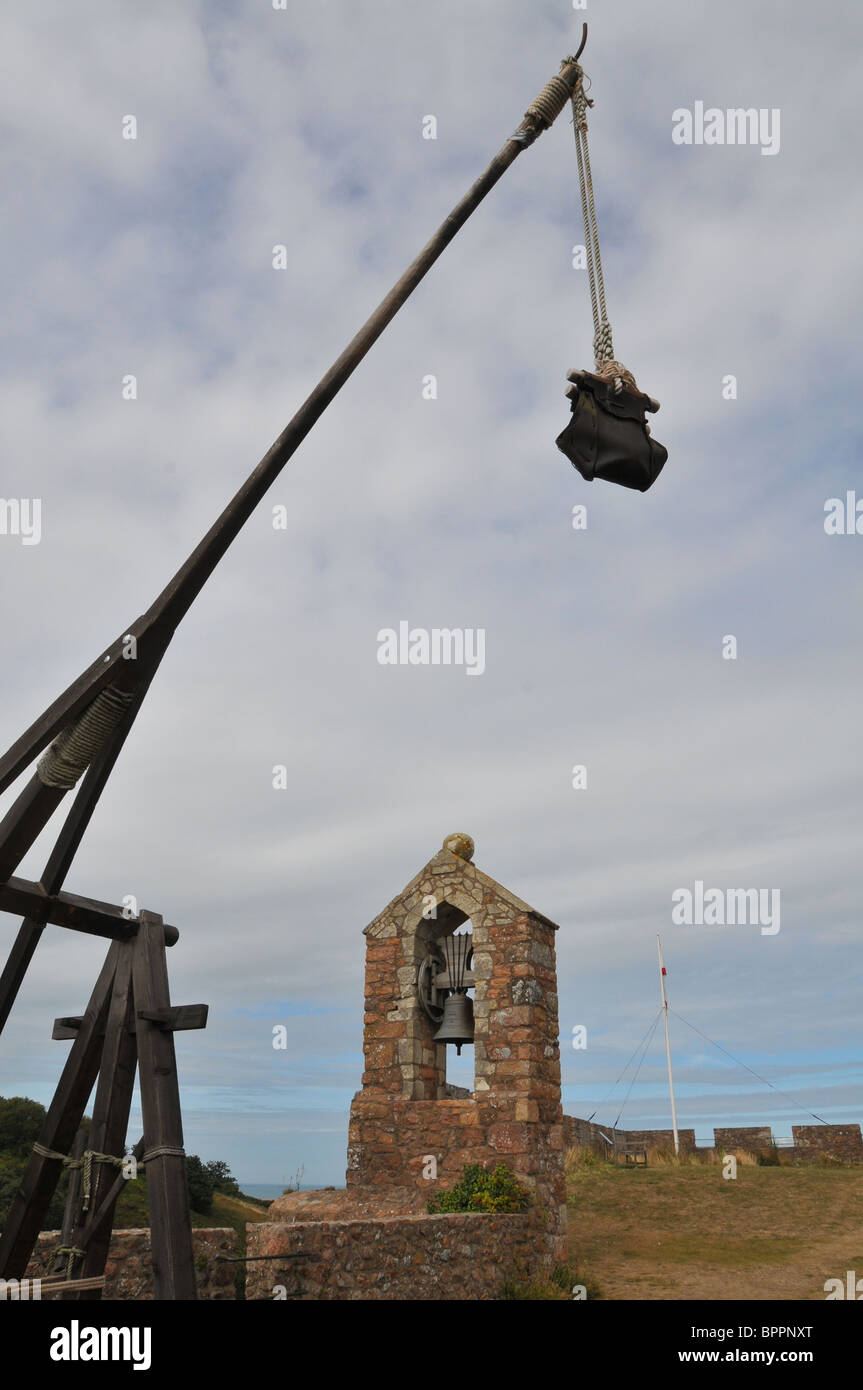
[566,1154,863,1300]
[114,1180,272,1235]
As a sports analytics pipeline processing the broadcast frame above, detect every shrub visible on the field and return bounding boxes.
[185,1154,215,1214]
[426,1163,530,1215]
[204,1159,239,1195]
[0,1096,46,1159]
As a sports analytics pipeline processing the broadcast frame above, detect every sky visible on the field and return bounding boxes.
[0,0,860,1188]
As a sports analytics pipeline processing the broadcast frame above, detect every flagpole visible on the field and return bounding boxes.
[657,935,680,1155]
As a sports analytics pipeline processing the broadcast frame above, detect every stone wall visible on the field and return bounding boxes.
[564,1115,863,1163]
[344,840,567,1261]
[24,1228,237,1300]
[792,1125,863,1162]
[562,1117,695,1155]
[562,1115,624,1155]
[245,1213,539,1300]
[714,1126,773,1153]
[625,1128,697,1154]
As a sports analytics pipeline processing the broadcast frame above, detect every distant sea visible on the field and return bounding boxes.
[240,1183,319,1200]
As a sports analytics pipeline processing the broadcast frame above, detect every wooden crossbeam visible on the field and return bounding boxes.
[137,1004,209,1032]
[53,1004,208,1039]
[0,877,178,945]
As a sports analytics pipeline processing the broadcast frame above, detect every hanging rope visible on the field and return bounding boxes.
[571,78,633,394]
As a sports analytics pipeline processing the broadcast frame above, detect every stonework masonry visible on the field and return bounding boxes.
[267,837,569,1282]
[625,1128,697,1154]
[344,840,566,1260]
[792,1125,863,1162]
[564,1116,863,1162]
[713,1126,774,1153]
[24,1228,237,1300]
[245,1213,540,1300]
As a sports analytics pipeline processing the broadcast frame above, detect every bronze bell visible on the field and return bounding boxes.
[433,992,475,1055]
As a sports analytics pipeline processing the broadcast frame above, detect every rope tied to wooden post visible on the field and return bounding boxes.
[510,54,584,146]
[141,1145,186,1163]
[36,684,135,790]
[53,1243,87,1279]
[33,1140,127,1210]
[525,67,581,129]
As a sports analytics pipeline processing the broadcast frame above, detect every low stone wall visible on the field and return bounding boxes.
[562,1116,695,1155]
[25,1228,237,1300]
[245,1213,539,1300]
[562,1115,621,1154]
[714,1126,773,1153]
[792,1125,863,1162]
[625,1128,697,1154]
[565,1115,863,1164]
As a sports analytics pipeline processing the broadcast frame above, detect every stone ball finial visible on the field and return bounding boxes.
[443,832,474,862]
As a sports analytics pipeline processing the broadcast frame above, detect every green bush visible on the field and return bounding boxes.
[427,1163,530,1215]
[205,1159,239,1195]
[0,1096,46,1158]
[185,1154,215,1214]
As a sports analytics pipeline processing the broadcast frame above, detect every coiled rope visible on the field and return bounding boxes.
[511,56,583,147]
[36,683,135,789]
[526,71,579,129]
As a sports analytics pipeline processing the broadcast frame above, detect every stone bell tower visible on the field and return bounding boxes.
[346,834,567,1258]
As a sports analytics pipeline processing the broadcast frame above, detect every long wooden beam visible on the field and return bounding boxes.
[0,46,585,1038]
[0,878,178,946]
[0,50,584,845]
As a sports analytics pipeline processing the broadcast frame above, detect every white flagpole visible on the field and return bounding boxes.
[657,935,680,1155]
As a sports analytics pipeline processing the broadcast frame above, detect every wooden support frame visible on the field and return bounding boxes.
[0,914,205,1301]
